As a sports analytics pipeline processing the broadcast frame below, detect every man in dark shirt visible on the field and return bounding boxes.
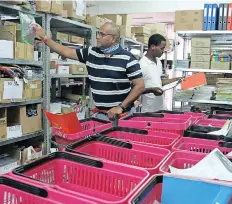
[34,22,144,120]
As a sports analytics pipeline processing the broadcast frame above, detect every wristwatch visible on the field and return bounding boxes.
[119,104,127,113]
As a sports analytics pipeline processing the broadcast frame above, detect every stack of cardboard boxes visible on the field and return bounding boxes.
[120,15,132,38]
[86,15,112,28]
[56,32,85,44]
[191,37,211,69]
[132,26,151,44]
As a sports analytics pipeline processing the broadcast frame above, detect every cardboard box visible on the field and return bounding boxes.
[0,79,24,103]
[50,61,57,74]
[57,65,69,74]
[7,107,22,139]
[191,54,211,62]
[24,80,42,100]
[22,146,43,164]
[36,0,51,13]
[62,10,68,18]
[120,14,132,25]
[51,0,63,16]
[191,47,211,55]
[15,42,25,60]
[20,104,42,134]
[69,36,84,44]
[136,35,149,44]
[211,62,231,70]
[120,25,131,37]
[86,16,102,28]
[191,61,210,69]
[191,37,211,48]
[63,0,86,20]
[56,32,69,42]
[25,44,34,61]
[174,10,204,31]
[100,14,122,26]
[206,74,225,85]
[0,40,14,59]
[145,23,166,36]
[132,26,151,36]
[0,108,7,141]
[70,64,87,75]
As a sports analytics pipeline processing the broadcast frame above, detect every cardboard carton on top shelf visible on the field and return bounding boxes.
[51,0,63,16]
[190,61,210,69]
[99,14,122,26]
[15,42,25,60]
[0,108,7,141]
[120,25,131,38]
[86,15,102,28]
[120,14,132,26]
[36,0,51,13]
[24,80,42,100]
[63,0,86,20]
[191,47,211,55]
[145,23,166,36]
[20,104,42,135]
[132,26,151,36]
[135,35,149,44]
[0,32,14,59]
[174,10,204,31]
[211,62,231,70]
[62,10,68,18]
[191,37,211,48]
[191,54,211,62]
[25,44,34,61]
[70,64,88,75]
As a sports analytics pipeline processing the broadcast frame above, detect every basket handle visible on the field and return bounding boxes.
[132,175,163,204]
[155,110,184,114]
[0,176,48,197]
[218,141,232,148]
[123,113,164,120]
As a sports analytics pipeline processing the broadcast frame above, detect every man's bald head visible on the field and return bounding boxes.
[101,22,120,42]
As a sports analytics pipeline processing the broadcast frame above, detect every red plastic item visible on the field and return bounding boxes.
[45,111,83,134]
[12,152,149,204]
[0,175,97,204]
[194,118,226,128]
[67,137,170,174]
[118,119,191,136]
[159,151,206,174]
[172,137,232,155]
[53,118,111,146]
[103,129,180,150]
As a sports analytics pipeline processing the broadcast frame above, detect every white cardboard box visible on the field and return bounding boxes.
[0,40,14,59]
[7,125,22,139]
[57,65,69,74]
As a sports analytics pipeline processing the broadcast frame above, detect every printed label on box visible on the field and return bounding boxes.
[7,125,22,139]
[3,81,23,100]
[30,84,38,89]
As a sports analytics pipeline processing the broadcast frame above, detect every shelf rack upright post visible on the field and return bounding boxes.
[44,14,97,153]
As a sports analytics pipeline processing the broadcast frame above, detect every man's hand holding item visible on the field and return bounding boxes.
[152,87,164,96]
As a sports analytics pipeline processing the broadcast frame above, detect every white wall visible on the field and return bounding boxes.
[87,0,232,15]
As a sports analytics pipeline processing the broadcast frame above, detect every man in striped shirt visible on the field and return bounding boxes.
[34,22,144,120]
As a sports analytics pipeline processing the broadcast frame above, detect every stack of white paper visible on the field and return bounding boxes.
[170,148,232,181]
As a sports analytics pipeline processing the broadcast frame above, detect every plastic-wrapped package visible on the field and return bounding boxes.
[24,68,44,80]
[19,12,36,45]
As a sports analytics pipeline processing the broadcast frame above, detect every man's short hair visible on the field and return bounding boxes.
[148,34,166,48]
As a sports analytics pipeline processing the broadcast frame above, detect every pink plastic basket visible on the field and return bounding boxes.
[53,117,111,146]
[159,151,207,174]
[66,135,170,174]
[12,152,149,204]
[118,119,191,136]
[194,118,226,128]
[172,137,232,155]
[100,127,180,150]
[0,176,96,204]
[128,175,162,204]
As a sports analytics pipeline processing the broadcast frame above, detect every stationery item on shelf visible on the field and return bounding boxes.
[206,4,212,30]
[227,3,232,30]
[216,78,232,101]
[180,73,207,90]
[223,3,229,30]
[211,4,218,30]
[203,4,209,30]
[218,4,224,30]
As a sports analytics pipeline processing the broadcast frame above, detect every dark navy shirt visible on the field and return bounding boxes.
[76,46,143,110]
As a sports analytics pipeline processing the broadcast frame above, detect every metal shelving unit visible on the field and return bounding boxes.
[0,3,46,149]
[44,14,97,152]
[173,30,232,111]
[0,131,43,147]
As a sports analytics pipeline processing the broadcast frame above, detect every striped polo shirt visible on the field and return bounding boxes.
[76,46,143,110]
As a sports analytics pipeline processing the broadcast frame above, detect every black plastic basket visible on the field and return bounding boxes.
[208,114,232,120]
